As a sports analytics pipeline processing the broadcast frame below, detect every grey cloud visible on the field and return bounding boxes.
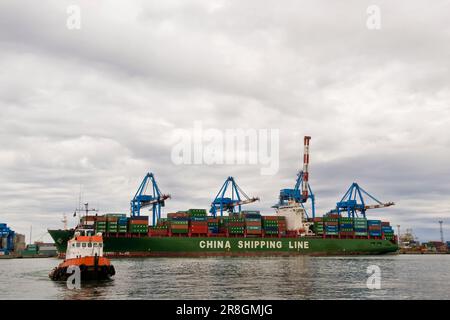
[1,0,449,242]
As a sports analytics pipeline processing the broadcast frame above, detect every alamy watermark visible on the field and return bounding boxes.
[66,265,81,289]
[366,5,381,30]
[366,265,381,289]
[171,122,279,175]
[67,5,81,30]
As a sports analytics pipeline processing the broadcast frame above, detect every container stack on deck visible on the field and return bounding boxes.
[381,222,394,240]
[339,216,354,236]
[95,216,107,233]
[354,218,368,236]
[129,216,148,234]
[84,209,394,241]
[218,217,228,234]
[188,209,208,235]
[227,216,246,235]
[168,212,189,234]
[261,216,286,236]
[324,214,339,236]
[118,216,128,233]
[149,218,168,236]
[207,217,219,234]
[313,217,324,235]
[368,220,382,237]
[106,214,126,233]
[242,211,262,236]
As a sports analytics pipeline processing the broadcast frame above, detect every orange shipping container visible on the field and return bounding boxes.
[129,220,148,225]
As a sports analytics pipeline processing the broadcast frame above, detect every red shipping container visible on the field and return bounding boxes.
[149,230,168,236]
[227,222,245,227]
[168,213,189,219]
[263,216,279,220]
[190,227,208,234]
[129,220,149,225]
[245,221,262,227]
[170,224,189,230]
[130,216,149,221]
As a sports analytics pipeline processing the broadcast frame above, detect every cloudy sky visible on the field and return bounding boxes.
[1,0,449,242]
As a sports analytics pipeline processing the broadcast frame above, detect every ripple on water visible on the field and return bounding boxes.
[0,255,449,299]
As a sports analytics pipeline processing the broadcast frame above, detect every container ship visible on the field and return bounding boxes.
[49,136,398,257]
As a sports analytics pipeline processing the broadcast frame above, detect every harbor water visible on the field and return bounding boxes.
[0,255,449,300]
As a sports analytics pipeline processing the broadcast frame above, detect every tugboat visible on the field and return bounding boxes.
[49,229,115,281]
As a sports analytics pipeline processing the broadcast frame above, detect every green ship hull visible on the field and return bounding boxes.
[48,229,398,257]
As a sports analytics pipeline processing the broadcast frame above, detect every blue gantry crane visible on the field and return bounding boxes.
[210,177,259,217]
[275,170,316,218]
[328,182,394,218]
[130,172,170,225]
[273,136,316,218]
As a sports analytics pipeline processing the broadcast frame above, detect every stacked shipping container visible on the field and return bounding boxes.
[324,214,339,235]
[354,218,368,236]
[95,216,107,233]
[262,216,286,236]
[129,216,149,233]
[149,218,168,236]
[188,209,208,235]
[106,214,126,233]
[82,211,394,241]
[168,212,189,234]
[242,211,262,235]
[367,220,382,237]
[118,216,128,233]
[227,216,246,235]
[339,216,354,236]
[313,217,324,235]
[381,222,394,240]
[207,217,219,234]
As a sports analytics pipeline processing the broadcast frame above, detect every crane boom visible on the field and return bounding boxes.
[363,202,395,210]
[233,197,260,206]
[210,177,259,217]
[130,172,170,226]
[329,182,394,218]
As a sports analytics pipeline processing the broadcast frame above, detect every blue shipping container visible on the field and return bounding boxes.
[191,217,207,221]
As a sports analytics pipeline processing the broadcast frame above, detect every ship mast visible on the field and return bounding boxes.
[62,214,68,230]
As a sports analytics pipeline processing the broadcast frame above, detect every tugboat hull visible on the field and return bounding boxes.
[49,256,115,281]
[49,265,115,281]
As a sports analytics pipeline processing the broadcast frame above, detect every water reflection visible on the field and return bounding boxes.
[1,256,450,299]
